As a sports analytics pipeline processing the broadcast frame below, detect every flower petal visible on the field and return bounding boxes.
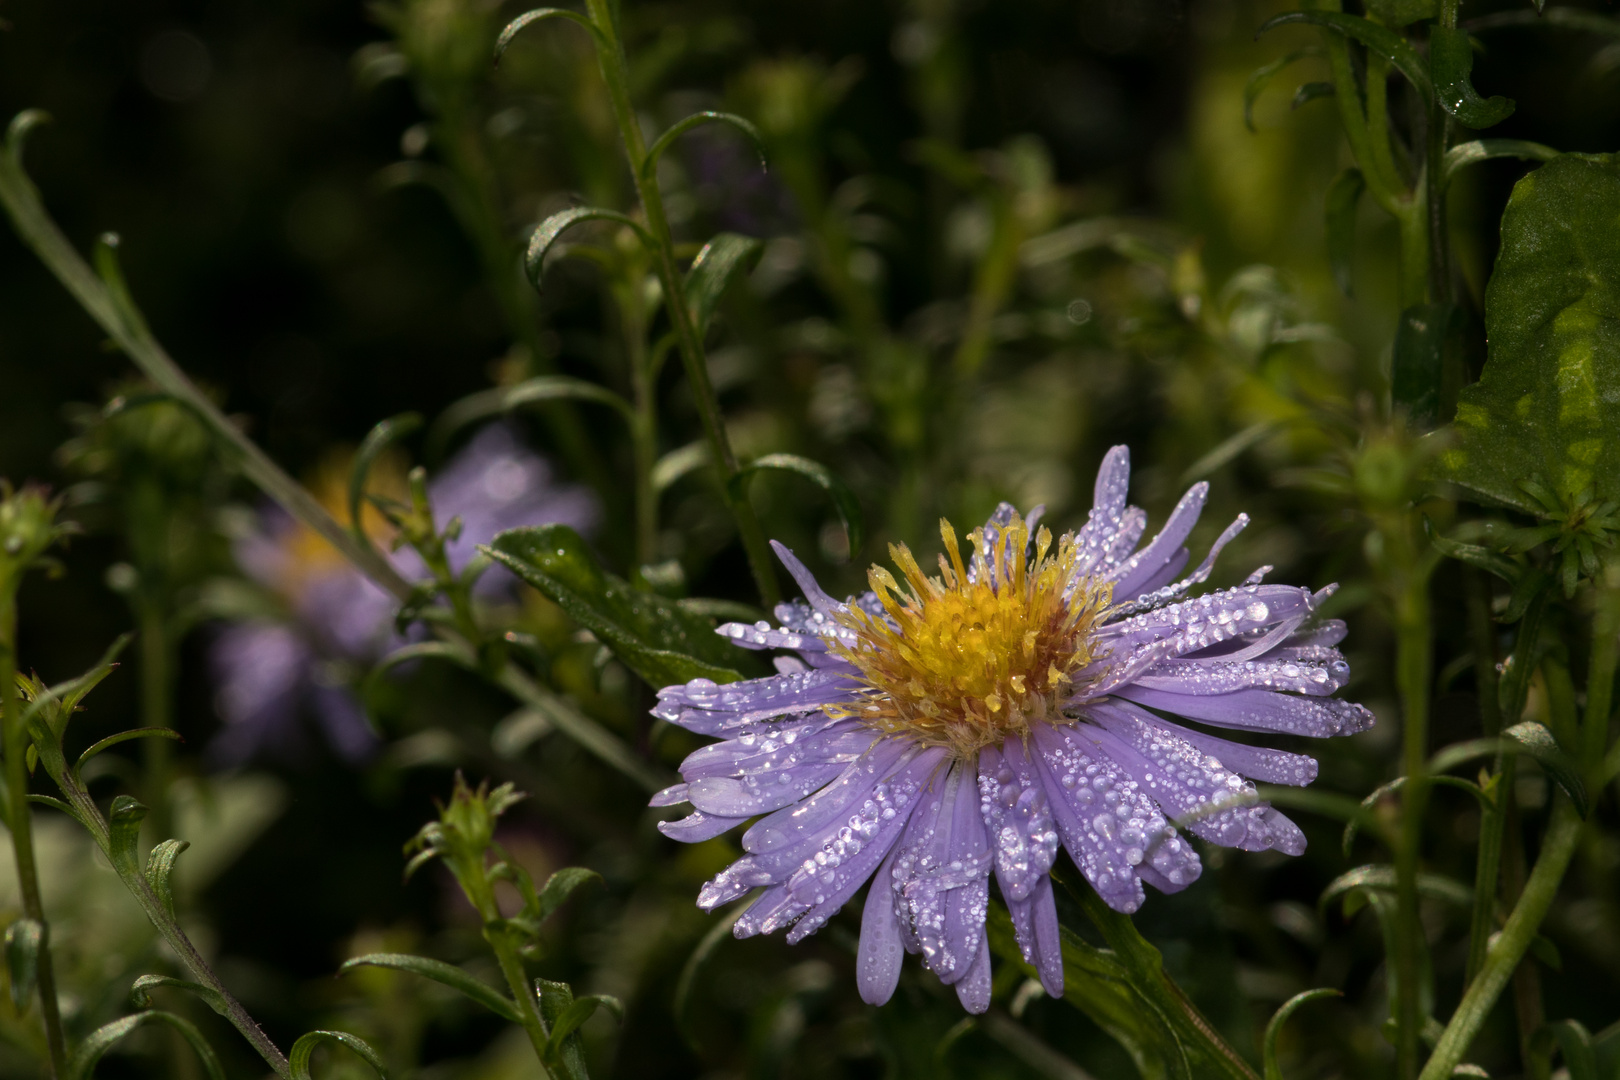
[1112,685,1375,738]
[978,742,1059,902]
[858,847,907,1006]
[892,762,993,983]
[658,810,751,842]
[1105,700,1317,785]
[1008,875,1064,998]
[1107,482,1207,599]
[740,738,915,854]
[953,933,993,1014]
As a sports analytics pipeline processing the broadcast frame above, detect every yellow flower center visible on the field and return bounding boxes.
[829,514,1112,759]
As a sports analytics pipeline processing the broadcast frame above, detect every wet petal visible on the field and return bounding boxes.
[977,742,1059,902]
[1008,876,1064,998]
[892,762,993,983]
[659,810,751,843]
[857,848,906,1006]
[953,934,993,1014]
[1105,701,1317,785]
[1107,482,1208,599]
[1113,685,1375,738]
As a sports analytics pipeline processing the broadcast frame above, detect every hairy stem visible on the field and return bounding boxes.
[1392,574,1433,1080]
[0,591,68,1079]
[580,0,780,606]
[1418,795,1582,1080]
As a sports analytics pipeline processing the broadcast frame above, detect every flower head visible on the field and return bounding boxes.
[650,447,1372,1012]
[210,425,598,765]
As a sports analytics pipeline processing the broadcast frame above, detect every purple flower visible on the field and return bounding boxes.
[650,446,1372,1012]
[210,425,599,766]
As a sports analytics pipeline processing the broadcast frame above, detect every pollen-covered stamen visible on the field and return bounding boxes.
[829,513,1112,758]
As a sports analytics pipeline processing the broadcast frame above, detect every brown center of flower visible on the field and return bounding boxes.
[828,513,1111,758]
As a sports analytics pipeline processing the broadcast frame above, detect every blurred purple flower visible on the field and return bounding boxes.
[210,425,598,766]
[650,446,1372,1012]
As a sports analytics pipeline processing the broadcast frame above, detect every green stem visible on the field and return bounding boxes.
[488,926,556,1077]
[580,0,779,607]
[1392,571,1432,1080]
[1461,565,1503,986]
[0,590,68,1079]
[1418,795,1583,1080]
[1585,575,1620,768]
[138,602,173,841]
[1502,793,1548,1080]
[613,270,659,568]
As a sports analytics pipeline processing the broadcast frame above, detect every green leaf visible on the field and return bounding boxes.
[494,8,606,62]
[546,993,623,1054]
[1257,12,1432,98]
[1363,0,1436,27]
[1503,721,1590,817]
[651,441,707,492]
[1426,522,1521,584]
[685,233,763,337]
[106,795,148,875]
[673,907,742,1052]
[1547,1019,1599,1080]
[1340,775,1487,856]
[1319,865,1474,910]
[642,112,767,185]
[73,727,183,784]
[1443,139,1560,189]
[1430,26,1514,129]
[1243,48,1324,132]
[349,412,421,537]
[129,974,230,1018]
[5,918,41,1011]
[728,453,864,556]
[525,207,650,291]
[143,840,189,922]
[1263,989,1341,1080]
[428,376,634,461]
[538,867,601,923]
[69,1011,226,1080]
[1325,168,1364,297]
[339,953,519,1022]
[1434,154,1620,514]
[289,1030,390,1080]
[1290,80,1335,111]
[484,525,757,687]
[1391,303,1465,429]
[536,979,591,1080]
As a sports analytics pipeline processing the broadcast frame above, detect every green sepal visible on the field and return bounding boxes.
[1430,26,1515,129]
[69,1011,226,1080]
[1263,988,1341,1080]
[129,974,230,1018]
[339,953,519,1022]
[483,525,758,687]
[728,453,864,556]
[4,918,42,1012]
[143,839,189,922]
[289,1030,390,1080]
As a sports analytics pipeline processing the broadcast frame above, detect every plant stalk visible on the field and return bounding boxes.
[0,590,68,1079]
[1418,794,1582,1080]
[1461,565,1503,986]
[579,0,779,606]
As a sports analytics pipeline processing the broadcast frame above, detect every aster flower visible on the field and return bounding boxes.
[650,446,1372,1013]
[210,425,599,765]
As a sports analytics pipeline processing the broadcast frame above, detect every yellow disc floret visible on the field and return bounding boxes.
[829,513,1112,759]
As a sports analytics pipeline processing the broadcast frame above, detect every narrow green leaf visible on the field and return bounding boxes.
[642,112,767,184]
[674,907,742,1052]
[1443,139,1560,188]
[339,953,519,1022]
[1257,12,1432,98]
[428,375,633,460]
[651,441,707,492]
[1319,865,1474,910]
[484,525,757,687]
[143,840,189,922]
[1391,303,1465,429]
[1341,776,1486,855]
[1430,26,1515,129]
[69,1011,226,1080]
[1503,721,1589,817]
[494,8,606,62]
[685,233,763,337]
[539,867,601,923]
[5,109,52,169]
[1290,80,1335,111]
[729,453,864,556]
[289,1030,390,1080]
[92,232,155,343]
[525,207,649,291]
[1263,989,1341,1080]
[1425,522,1521,584]
[1434,154,1620,514]
[1548,1019,1600,1080]
[349,412,421,537]
[106,795,148,875]
[1243,48,1324,132]
[1325,168,1364,297]
[536,979,591,1080]
[129,974,230,1018]
[1363,0,1436,27]
[546,993,623,1054]
[5,918,41,1011]
[74,727,183,783]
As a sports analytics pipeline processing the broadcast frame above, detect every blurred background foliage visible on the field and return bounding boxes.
[1,0,1619,1077]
